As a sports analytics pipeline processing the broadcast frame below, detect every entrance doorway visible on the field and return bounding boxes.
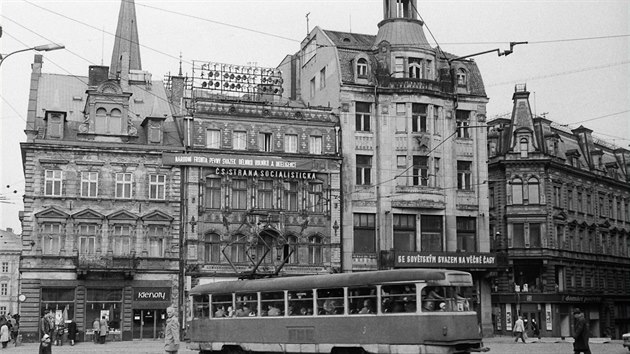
[132,309,166,340]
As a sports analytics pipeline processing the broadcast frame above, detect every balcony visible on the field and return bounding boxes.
[380,78,443,94]
[75,254,138,279]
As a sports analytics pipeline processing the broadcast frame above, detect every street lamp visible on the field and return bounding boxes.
[0,43,65,67]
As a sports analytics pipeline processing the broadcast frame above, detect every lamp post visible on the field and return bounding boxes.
[0,43,65,67]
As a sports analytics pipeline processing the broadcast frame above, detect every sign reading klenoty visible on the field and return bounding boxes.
[395,252,497,268]
[133,287,171,302]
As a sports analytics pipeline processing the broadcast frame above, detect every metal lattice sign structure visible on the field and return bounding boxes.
[192,60,284,98]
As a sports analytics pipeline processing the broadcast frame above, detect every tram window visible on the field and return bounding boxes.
[316,288,344,315]
[260,291,284,317]
[193,295,210,319]
[235,293,258,317]
[445,287,472,312]
[381,283,417,313]
[288,290,314,316]
[348,286,376,315]
[211,294,233,318]
[421,286,446,312]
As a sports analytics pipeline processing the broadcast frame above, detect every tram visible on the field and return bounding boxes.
[188,268,488,354]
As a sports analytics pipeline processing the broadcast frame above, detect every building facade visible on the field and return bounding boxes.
[488,84,630,339]
[279,0,496,334]
[0,228,21,316]
[164,60,342,323]
[18,0,182,342]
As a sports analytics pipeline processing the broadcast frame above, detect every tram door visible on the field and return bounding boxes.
[132,309,166,339]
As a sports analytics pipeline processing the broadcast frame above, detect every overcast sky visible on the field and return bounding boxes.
[1,0,629,233]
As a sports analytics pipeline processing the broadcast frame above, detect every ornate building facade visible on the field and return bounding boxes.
[488,84,630,338]
[279,0,496,333]
[18,0,182,342]
[0,228,21,317]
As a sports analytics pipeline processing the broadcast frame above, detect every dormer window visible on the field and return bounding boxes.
[456,68,467,86]
[357,58,368,78]
[520,138,529,158]
[95,107,123,134]
[45,111,66,139]
[141,116,166,145]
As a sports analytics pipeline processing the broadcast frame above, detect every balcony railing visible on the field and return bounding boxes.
[75,254,137,271]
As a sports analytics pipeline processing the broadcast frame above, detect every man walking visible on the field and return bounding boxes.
[164,306,180,354]
[513,315,526,343]
[92,318,100,344]
[572,308,591,354]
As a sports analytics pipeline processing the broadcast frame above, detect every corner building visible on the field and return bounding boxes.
[279,0,495,334]
[18,0,182,342]
[488,84,630,338]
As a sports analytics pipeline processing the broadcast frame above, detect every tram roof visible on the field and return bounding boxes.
[190,268,472,295]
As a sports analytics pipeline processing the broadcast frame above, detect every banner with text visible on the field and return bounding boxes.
[395,251,497,268]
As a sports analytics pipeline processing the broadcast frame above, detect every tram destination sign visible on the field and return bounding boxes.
[395,251,497,268]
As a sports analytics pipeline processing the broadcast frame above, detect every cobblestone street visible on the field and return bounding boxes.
[0,336,625,354]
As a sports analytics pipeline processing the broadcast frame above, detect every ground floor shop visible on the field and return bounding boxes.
[492,294,630,339]
[19,273,177,342]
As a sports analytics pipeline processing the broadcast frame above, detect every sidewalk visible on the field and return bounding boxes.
[0,339,198,353]
[483,335,621,345]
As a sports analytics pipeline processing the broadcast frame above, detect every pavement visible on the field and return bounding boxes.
[1,336,625,353]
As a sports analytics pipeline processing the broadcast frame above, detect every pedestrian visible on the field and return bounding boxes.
[513,315,526,343]
[164,306,180,354]
[67,318,77,346]
[8,314,18,345]
[0,319,9,348]
[39,333,52,354]
[92,318,100,344]
[99,316,108,344]
[572,308,591,354]
[40,310,54,339]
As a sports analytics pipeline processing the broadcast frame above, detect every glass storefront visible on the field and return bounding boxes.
[85,288,122,333]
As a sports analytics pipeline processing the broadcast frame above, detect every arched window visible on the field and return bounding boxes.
[456,68,467,86]
[357,58,368,78]
[308,235,323,264]
[255,233,275,264]
[527,177,540,204]
[408,58,422,78]
[512,178,523,204]
[110,108,122,133]
[230,234,247,263]
[520,138,529,158]
[283,235,299,264]
[204,233,221,263]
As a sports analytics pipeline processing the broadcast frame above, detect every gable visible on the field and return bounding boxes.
[107,210,139,221]
[72,208,105,220]
[35,207,70,219]
[141,210,174,222]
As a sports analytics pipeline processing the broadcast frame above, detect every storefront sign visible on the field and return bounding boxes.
[134,288,171,302]
[394,251,497,268]
[562,295,602,303]
[163,153,307,170]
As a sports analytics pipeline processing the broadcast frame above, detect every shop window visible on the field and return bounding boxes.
[86,288,122,331]
[353,213,375,253]
[41,288,75,329]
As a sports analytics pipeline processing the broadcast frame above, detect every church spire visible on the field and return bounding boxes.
[109,0,142,79]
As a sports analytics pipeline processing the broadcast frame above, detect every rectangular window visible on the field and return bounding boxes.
[44,170,63,196]
[513,223,525,248]
[408,57,422,78]
[284,134,298,153]
[1,262,7,273]
[233,131,247,150]
[554,186,562,207]
[148,124,161,143]
[205,178,221,209]
[421,215,442,252]
[489,187,495,208]
[232,179,247,209]
[394,57,404,78]
[598,194,604,216]
[456,110,470,138]
[396,155,407,186]
[115,173,133,199]
[354,213,375,253]
[457,161,472,190]
[79,224,97,255]
[41,223,62,254]
[112,225,131,256]
[257,180,273,209]
[148,225,166,257]
[412,156,428,186]
[412,103,427,133]
[308,183,323,213]
[433,106,440,135]
[47,113,63,138]
[393,214,416,251]
[309,136,322,155]
[567,189,574,211]
[395,103,406,132]
[206,129,221,149]
[456,217,476,252]
[310,77,316,98]
[80,172,98,198]
[259,132,272,152]
[149,174,166,200]
[319,67,326,89]
[284,182,298,211]
[433,157,440,187]
[355,102,371,132]
[0,283,7,296]
[356,155,372,185]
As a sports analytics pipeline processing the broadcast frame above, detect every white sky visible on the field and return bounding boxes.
[1,0,629,233]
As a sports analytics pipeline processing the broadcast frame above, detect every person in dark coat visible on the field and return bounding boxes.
[67,319,77,346]
[39,333,52,354]
[164,306,180,354]
[572,308,591,354]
